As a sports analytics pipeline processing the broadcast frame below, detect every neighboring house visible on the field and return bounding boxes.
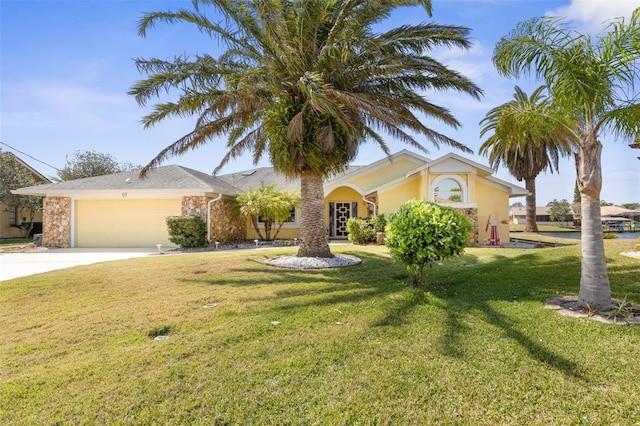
[0,152,50,239]
[509,206,569,225]
[511,204,637,230]
[14,150,527,248]
[595,205,637,231]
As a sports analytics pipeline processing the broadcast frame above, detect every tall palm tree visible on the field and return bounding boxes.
[129,0,482,258]
[493,9,640,309]
[479,86,575,233]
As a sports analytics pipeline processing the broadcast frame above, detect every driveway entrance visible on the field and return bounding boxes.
[0,248,155,282]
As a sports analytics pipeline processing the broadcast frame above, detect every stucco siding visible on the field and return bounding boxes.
[246,224,300,240]
[377,176,421,214]
[475,180,510,244]
[75,199,181,247]
[350,158,422,191]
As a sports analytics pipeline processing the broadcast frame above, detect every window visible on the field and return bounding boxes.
[434,178,463,202]
[7,207,16,225]
[283,207,296,223]
[258,208,297,225]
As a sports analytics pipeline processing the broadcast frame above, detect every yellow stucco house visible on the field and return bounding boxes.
[15,150,527,248]
[1,152,49,239]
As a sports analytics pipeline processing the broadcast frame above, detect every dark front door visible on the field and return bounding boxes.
[329,201,358,238]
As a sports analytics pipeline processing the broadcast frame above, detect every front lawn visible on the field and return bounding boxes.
[2,240,640,424]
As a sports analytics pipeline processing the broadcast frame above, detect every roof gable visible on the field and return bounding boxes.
[425,152,492,176]
[2,151,50,183]
[325,150,429,194]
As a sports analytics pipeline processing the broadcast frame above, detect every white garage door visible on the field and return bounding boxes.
[75,199,182,247]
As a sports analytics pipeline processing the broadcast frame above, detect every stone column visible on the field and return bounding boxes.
[455,207,479,246]
[181,196,247,244]
[42,196,71,248]
[209,199,246,244]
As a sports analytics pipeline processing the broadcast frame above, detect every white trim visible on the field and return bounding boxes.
[325,182,366,197]
[427,152,494,175]
[435,202,478,209]
[18,189,211,199]
[482,176,528,197]
[70,198,76,248]
[430,175,468,203]
[278,208,299,228]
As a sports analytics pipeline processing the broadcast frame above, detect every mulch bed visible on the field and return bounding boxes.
[545,295,640,325]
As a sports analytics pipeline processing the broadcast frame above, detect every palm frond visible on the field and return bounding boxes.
[132,0,480,177]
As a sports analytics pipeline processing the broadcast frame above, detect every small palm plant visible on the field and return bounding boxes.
[236,185,299,241]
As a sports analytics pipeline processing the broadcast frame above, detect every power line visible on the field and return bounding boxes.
[0,141,62,172]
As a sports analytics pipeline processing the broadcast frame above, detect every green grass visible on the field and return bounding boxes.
[2,240,640,425]
[510,223,579,232]
[0,238,31,251]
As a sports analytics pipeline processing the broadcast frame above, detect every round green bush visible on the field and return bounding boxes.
[385,200,472,287]
[166,216,207,248]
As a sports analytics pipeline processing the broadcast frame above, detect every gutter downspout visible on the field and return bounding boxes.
[207,193,223,243]
[363,195,376,216]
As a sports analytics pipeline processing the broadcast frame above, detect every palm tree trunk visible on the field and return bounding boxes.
[272,222,285,240]
[524,176,538,233]
[575,136,611,310]
[264,219,273,241]
[297,169,332,258]
[251,216,265,240]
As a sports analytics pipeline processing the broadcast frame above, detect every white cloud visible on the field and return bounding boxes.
[546,0,638,34]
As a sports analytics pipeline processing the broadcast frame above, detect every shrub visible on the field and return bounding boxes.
[385,200,472,287]
[166,216,207,248]
[346,214,387,244]
[371,214,387,233]
[346,217,376,244]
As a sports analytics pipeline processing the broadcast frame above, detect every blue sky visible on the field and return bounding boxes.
[1,0,638,206]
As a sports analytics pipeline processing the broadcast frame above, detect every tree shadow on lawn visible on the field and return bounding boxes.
[179,250,408,308]
[364,250,589,379]
[180,247,639,381]
[417,248,638,381]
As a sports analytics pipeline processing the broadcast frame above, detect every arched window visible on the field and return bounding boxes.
[432,176,465,203]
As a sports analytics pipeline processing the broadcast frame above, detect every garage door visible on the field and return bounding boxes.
[75,199,182,247]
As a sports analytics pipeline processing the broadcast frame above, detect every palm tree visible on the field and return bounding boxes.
[129,0,482,258]
[493,9,640,309]
[479,86,575,233]
[236,184,299,241]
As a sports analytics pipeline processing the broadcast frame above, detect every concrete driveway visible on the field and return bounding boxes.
[0,248,157,282]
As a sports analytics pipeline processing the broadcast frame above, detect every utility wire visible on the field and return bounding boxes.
[0,141,62,172]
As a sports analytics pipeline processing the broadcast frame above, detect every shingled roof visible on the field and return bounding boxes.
[217,166,363,192]
[217,167,299,192]
[13,165,239,196]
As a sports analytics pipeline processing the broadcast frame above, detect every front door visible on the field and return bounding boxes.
[329,201,358,238]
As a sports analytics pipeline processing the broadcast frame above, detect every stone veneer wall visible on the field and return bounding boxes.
[42,196,71,248]
[455,207,479,247]
[182,196,246,244]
